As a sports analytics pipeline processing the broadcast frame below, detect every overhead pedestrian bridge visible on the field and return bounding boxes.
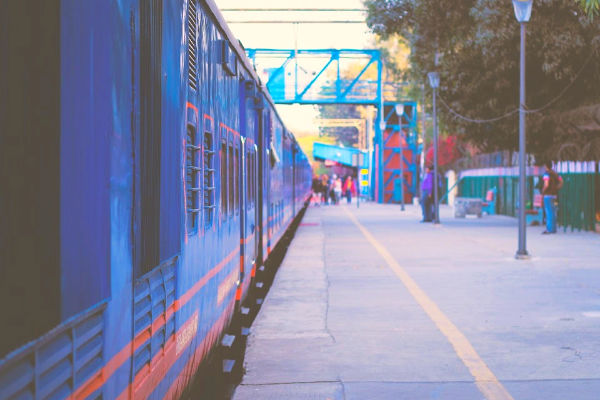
[312,142,368,169]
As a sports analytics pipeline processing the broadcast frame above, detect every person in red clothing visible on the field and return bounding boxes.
[343,175,355,204]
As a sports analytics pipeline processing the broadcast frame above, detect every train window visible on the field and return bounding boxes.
[186,125,200,233]
[221,140,227,216]
[234,146,240,213]
[228,144,234,215]
[204,131,215,228]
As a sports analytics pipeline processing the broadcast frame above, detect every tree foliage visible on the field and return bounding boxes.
[365,0,600,160]
[578,0,599,16]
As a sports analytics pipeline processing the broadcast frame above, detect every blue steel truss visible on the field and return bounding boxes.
[380,101,420,203]
[246,49,383,105]
[247,48,420,203]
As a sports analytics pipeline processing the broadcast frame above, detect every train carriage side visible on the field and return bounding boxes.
[156,0,267,398]
[294,138,313,212]
[282,130,294,232]
[1,2,140,399]
[266,114,284,253]
[237,78,262,305]
[0,1,312,399]
[256,101,311,266]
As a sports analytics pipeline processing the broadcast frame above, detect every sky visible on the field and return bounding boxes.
[213,0,376,133]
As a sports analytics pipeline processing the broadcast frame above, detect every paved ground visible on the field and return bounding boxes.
[232,202,600,400]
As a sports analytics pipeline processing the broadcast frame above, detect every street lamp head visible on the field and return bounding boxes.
[512,0,533,23]
[394,103,404,117]
[427,72,440,89]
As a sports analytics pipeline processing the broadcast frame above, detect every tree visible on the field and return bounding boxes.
[578,0,599,16]
[365,0,600,160]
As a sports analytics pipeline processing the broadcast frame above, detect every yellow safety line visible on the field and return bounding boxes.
[342,206,514,400]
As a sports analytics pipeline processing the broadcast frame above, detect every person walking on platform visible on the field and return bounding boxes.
[311,176,322,206]
[420,166,434,222]
[343,175,355,204]
[333,176,343,205]
[542,161,563,234]
[321,174,330,205]
[328,174,336,205]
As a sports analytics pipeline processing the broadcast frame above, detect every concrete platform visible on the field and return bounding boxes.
[232,203,600,400]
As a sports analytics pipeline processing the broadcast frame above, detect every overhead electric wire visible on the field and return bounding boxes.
[226,20,366,24]
[223,7,367,24]
[523,53,594,114]
[438,96,518,123]
[220,8,366,12]
[437,53,594,124]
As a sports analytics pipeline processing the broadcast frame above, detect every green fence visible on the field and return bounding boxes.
[557,173,597,232]
[458,168,598,232]
[459,176,529,218]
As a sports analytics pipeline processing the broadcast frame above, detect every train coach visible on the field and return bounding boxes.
[0,1,312,399]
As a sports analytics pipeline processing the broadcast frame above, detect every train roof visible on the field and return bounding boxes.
[203,0,296,138]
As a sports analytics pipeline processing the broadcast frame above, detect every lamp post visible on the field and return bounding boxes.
[395,103,405,211]
[513,0,532,259]
[427,72,440,225]
[378,119,386,203]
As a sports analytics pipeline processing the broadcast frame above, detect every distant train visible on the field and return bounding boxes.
[0,1,311,399]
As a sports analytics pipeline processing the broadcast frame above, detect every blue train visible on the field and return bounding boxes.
[0,1,312,399]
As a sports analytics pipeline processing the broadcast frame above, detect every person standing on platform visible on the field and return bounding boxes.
[542,161,563,234]
[420,166,434,222]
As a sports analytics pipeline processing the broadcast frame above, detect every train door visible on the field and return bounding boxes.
[292,144,297,216]
[238,79,259,299]
[252,146,259,265]
[257,109,269,265]
[238,138,247,301]
[256,110,263,264]
[242,143,258,283]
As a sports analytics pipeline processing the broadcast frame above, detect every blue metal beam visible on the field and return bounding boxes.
[246,48,383,105]
[339,56,376,99]
[297,54,336,100]
[266,54,294,89]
